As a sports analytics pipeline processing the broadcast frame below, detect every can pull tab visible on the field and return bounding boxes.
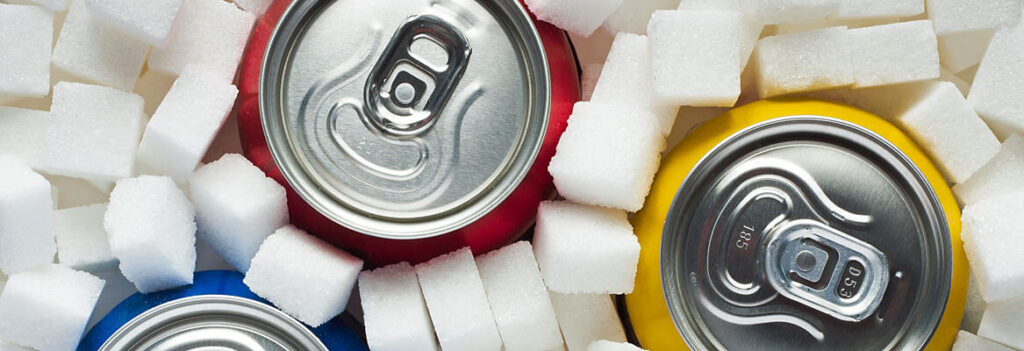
[763,219,889,322]
[364,14,472,137]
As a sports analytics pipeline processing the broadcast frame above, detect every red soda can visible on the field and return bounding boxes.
[237,0,579,266]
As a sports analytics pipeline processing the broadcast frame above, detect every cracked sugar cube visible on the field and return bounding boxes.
[358,262,440,351]
[939,29,995,73]
[548,102,665,212]
[848,20,939,88]
[524,0,625,37]
[148,0,255,82]
[244,225,363,327]
[756,26,854,97]
[550,292,626,351]
[44,82,145,182]
[55,203,115,271]
[601,0,679,35]
[978,297,1024,350]
[138,66,239,181]
[894,82,999,183]
[834,0,922,20]
[0,107,50,170]
[0,156,55,275]
[84,0,184,47]
[0,4,52,98]
[0,264,104,351]
[967,23,1024,140]
[954,135,1024,206]
[961,192,1024,303]
[415,247,502,351]
[52,0,148,91]
[590,33,677,135]
[476,242,563,351]
[533,201,641,294]
[233,0,272,17]
[588,340,646,351]
[189,154,288,273]
[744,0,839,25]
[926,0,1021,36]
[649,10,744,107]
[953,331,1014,351]
[105,176,196,293]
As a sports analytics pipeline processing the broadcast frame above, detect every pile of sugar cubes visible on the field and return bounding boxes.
[2,0,1024,349]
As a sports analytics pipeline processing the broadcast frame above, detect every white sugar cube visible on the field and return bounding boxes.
[967,23,1024,140]
[415,247,502,351]
[105,175,196,293]
[548,102,665,211]
[0,264,104,351]
[590,33,677,135]
[581,63,602,101]
[138,66,239,181]
[52,0,148,91]
[894,82,999,183]
[588,340,646,351]
[524,0,625,37]
[978,297,1024,349]
[953,135,1024,206]
[0,4,52,98]
[744,0,839,25]
[549,292,627,351]
[834,0,922,20]
[848,20,939,88]
[244,225,363,327]
[476,242,563,351]
[963,274,987,333]
[54,203,115,271]
[233,0,272,17]
[0,155,55,275]
[189,154,288,273]
[649,10,744,107]
[44,82,145,182]
[938,29,995,73]
[358,262,440,351]
[0,106,50,170]
[601,0,679,35]
[953,331,1013,351]
[534,201,640,294]
[28,0,68,10]
[148,0,256,82]
[84,0,184,47]
[134,70,177,116]
[756,27,854,97]
[961,192,1024,303]
[926,0,1021,36]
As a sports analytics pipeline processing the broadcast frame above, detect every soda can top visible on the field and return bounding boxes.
[260,0,550,239]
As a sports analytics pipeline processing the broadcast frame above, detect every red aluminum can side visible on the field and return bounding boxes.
[236,0,579,266]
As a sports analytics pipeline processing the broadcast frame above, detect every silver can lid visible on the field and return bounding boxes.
[661,116,953,350]
[260,0,550,238]
[98,295,328,351]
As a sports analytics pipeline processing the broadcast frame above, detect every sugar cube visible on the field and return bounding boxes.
[978,296,1024,350]
[0,4,52,98]
[415,247,502,351]
[84,0,184,47]
[953,331,1014,351]
[524,0,625,37]
[953,135,1024,206]
[54,203,115,271]
[0,106,50,170]
[755,27,854,97]
[44,82,145,182]
[648,10,745,107]
[189,154,288,273]
[549,292,627,351]
[533,201,641,294]
[962,273,987,333]
[548,102,665,211]
[0,156,54,276]
[833,0,922,20]
[926,0,1021,36]
[894,82,999,183]
[148,0,256,82]
[848,21,939,88]
[138,66,239,181]
[28,0,68,10]
[233,0,272,17]
[601,0,679,35]
[244,225,363,327]
[52,0,149,91]
[961,192,1024,303]
[967,23,1024,140]
[476,242,563,351]
[0,264,104,351]
[744,0,839,25]
[358,262,440,351]
[938,29,995,73]
[134,70,177,116]
[588,340,646,351]
[105,175,196,293]
[581,63,602,101]
[590,33,677,135]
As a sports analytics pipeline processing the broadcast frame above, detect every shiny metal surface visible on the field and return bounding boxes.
[260,0,549,239]
[661,116,952,350]
[99,295,327,351]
